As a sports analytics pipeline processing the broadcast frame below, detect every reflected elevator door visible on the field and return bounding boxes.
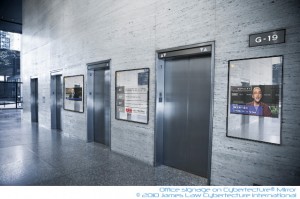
[163,56,211,177]
[94,69,110,145]
[51,75,62,130]
[30,78,38,123]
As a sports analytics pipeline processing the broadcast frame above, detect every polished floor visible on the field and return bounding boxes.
[0,109,207,186]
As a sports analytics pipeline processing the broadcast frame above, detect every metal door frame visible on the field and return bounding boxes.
[86,59,111,147]
[50,73,62,130]
[30,77,38,123]
[155,42,215,184]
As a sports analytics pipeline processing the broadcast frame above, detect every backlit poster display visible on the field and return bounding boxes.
[115,68,149,124]
[63,75,84,113]
[227,56,283,144]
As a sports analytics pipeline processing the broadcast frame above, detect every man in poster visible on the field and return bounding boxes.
[230,85,279,118]
[246,86,272,117]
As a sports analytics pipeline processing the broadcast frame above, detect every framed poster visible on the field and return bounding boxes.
[227,56,283,144]
[115,68,149,124]
[63,75,84,113]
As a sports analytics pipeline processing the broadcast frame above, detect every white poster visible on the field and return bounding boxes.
[116,68,149,124]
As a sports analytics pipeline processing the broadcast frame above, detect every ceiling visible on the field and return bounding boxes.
[0,0,22,33]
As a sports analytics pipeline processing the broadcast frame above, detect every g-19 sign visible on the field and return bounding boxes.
[249,29,285,47]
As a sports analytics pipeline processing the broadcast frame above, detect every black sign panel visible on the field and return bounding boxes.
[249,29,285,47]
[158,46,211,59]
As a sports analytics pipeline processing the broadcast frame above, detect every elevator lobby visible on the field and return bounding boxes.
[0,0,300,186]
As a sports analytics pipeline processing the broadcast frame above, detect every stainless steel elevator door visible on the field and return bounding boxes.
[87,62,111,146]
[51,75,62,129]
[163,56,211,177]
[94,69,110,145]
[56,76,62,129]
[31,78,38,123]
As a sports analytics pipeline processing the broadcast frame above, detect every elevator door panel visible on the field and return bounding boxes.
[94,69,105,144]
[51,75,62,129]
[163,56,211,177]
[56,76,62,129]
[51,76,56,128]
[31,79,38,123]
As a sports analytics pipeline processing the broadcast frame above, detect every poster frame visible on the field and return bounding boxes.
[115,68,150,124]
[226,55,283,145]
[63,75,84,113]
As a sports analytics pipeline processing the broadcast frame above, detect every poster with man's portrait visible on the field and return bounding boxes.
[63,75,84,113]
[230,85,279,118]
[227,56,283,144]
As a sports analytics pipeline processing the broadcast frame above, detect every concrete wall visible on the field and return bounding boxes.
[22,0,300,185]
